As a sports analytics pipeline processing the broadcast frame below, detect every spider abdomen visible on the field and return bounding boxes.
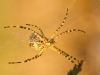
[29,33,47,51]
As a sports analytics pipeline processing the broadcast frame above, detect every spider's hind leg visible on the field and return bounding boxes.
[8,50,44,64]
[4,25,44,41]
[26,24,44,36]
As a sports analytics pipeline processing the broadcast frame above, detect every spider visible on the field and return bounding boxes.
[4,8,85,68]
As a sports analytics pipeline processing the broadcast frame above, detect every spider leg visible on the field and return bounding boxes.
[50,45,80,68]
[4,26,48,64]
[4,25,45,41]
[67,60,85,75]
[50,8,68,39]
[54,29,85,39]
[8,50,44,64]
[26,24,44,36]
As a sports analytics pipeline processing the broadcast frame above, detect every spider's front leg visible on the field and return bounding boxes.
[50,8,68,39]
[54,29,85,39]
[8,49,45,64]
[67,60,85,75]
[50,45,80,68]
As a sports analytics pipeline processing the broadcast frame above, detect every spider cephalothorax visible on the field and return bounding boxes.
[4,8,85,68]
[29,33,56,51]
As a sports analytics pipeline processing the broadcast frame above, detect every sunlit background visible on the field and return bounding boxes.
[0,0,100,75]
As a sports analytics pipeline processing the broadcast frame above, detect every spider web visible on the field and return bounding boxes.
[0,0,100,75]
[2,30,33,59]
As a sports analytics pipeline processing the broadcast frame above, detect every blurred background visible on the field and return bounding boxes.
[0,0,100,75]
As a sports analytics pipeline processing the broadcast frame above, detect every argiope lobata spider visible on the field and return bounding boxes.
[4,8,85,68]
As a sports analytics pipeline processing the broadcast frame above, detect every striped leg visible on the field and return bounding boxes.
[50,45,80,68]
[8,50,44,64]
[54,29,85,39]
[26,24,44,36]
[50,8,68,39]
[4,26,44,41]
[67,60,85,75]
